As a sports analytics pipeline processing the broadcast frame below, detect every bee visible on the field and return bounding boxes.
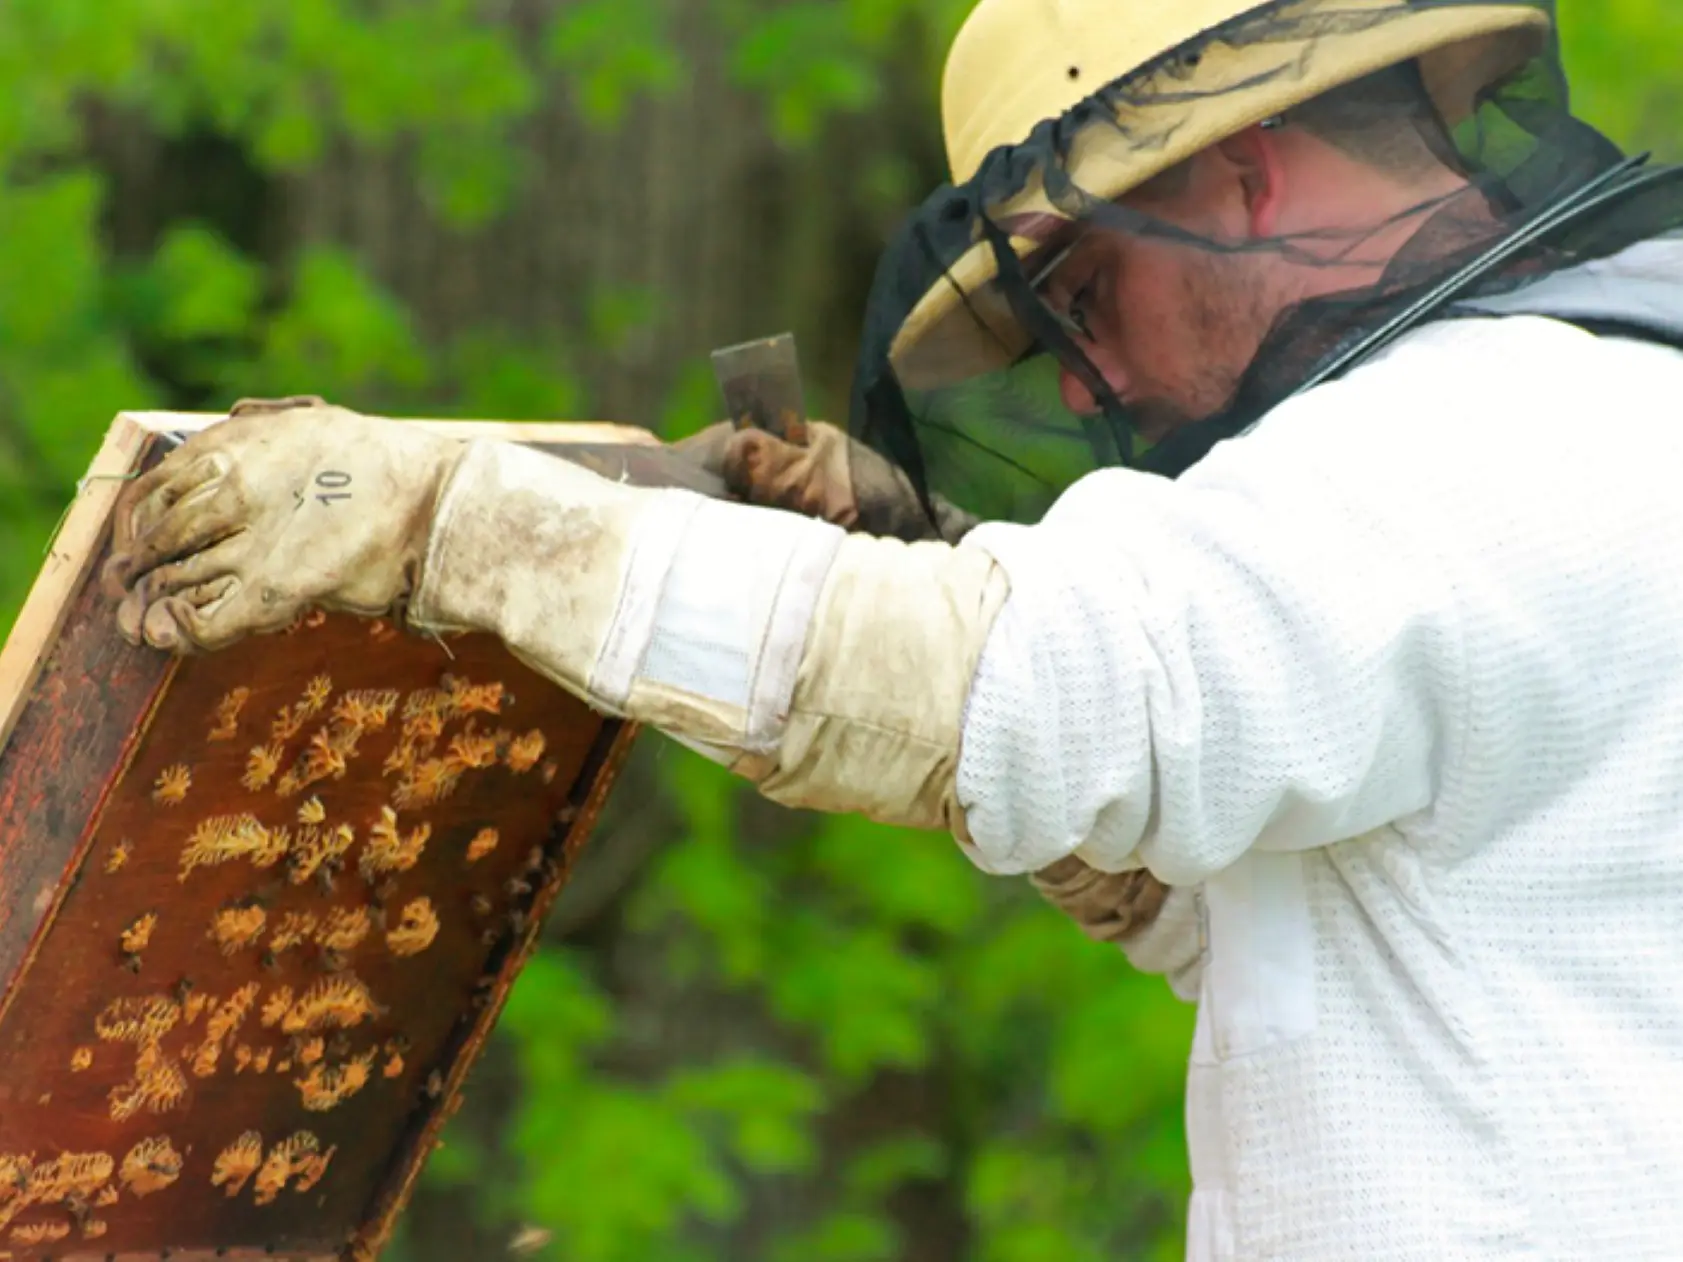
[178,813,273,880]
[104,838,133,874]
[271,704,306,743]
[253,1131,324,1205]
[444,724,499,772]
[510,1226,555,1256]
[69,1047,93,1072]
[464,824,501,868]
[393,758,460,810]
[261,986,295,1029]
[270,912,318,954]
[203,983,261,1048]
[108,1042,187,1122]
[211,1131,263,1199]
[243,743,284,791]
[295,1050,376,1112]
[10,1222,70,1244]
[209,687,252,742]
[119,912,158,956]
[281,974,381,1034]
[209,905,267,956]
[333,689,399,730]
[302,675,333,714]
[297,796,326,825]
[447,677,506,717]
[360,806,430,879]
[316,906,372,952]
[505,730,546,774]
[120,1136,183,1198]
[95,995,182,1044]
[152,764,192,806]
[385,899,440,957]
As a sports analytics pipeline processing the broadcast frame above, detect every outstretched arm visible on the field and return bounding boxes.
[105,389,1467,906]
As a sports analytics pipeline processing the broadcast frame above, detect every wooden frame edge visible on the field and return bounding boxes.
[0,414,155,755]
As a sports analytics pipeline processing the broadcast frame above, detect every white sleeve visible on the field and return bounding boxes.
[952,316,1683,887]
[951,371,1471,885]
[1120,887,1205,1002]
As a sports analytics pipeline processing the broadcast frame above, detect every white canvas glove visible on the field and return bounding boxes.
[674,420,981,543]
[105,398,1009,837]
[103,396,465,652]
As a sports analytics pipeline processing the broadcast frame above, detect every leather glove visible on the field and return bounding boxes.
[1029,855,1172,946]
[675,420,980,544]
[679,421,1172,937]
[102,396,467,653]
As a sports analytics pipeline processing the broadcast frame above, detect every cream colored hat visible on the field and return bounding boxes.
[887,0,1551,390]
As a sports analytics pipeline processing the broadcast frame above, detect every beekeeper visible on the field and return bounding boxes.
[103,0,1683,1255]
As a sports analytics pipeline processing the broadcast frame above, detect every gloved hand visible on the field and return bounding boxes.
[1029,855,1172,946]
[675,420,980,544]
[677,422,1171,935]
[102,396,468,653]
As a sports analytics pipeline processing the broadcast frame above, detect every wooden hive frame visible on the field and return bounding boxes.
[0,410,707,1261]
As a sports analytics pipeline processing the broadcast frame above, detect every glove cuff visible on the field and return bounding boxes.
[410,440,1011,837]
[409,439,845,750]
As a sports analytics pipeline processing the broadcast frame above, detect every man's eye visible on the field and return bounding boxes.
[1063,281,1096,341]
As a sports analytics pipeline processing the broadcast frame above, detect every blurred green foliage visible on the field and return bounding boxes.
[0,1,1672,1258]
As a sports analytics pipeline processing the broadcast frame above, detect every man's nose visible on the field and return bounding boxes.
[1058,357,1126,416]
[1058,364,1097,416]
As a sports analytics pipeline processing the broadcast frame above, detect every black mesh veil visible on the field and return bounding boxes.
[846,0,1683,530]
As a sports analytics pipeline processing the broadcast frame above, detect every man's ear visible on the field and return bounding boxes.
[1214,125,1287,239]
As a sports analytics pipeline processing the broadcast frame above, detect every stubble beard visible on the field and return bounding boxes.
[1130,249,1279,443]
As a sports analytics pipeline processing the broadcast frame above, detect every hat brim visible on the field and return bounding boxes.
[888,4,1550,391]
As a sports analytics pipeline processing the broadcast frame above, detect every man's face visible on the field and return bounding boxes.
[1034,184,1287,440]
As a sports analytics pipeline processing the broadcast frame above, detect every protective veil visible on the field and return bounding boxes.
[841,0,1683,525]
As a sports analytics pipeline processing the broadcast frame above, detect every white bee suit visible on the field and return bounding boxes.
[107,224,1683,1259]
[954,270,1683,1256]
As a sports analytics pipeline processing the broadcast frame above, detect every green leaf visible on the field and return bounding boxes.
[769,1209,899,1262]
[545,0,683,129]
[144,224,264,341]
[664,1057,824,1174]
[587,285,663,353]
[243,247,429,400]
[808,814,984,936]
[768,917,937,1080]
[447,330,588,421]
[727,4,882,145]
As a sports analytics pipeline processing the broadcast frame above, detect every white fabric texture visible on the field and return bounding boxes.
[629,497,845,747]
[955,312,1683,1259]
